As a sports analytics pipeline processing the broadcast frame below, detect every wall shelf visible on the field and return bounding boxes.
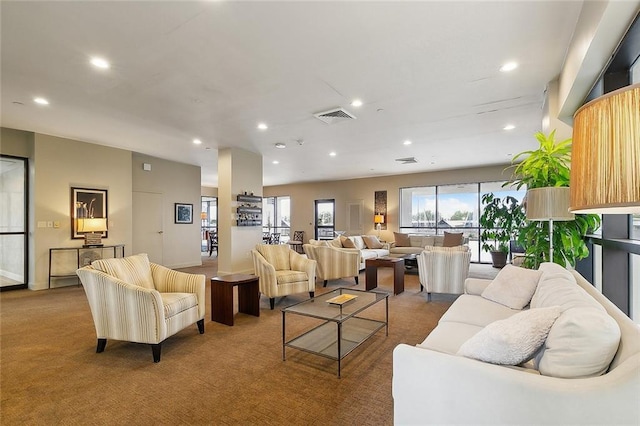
[236,194,262,227]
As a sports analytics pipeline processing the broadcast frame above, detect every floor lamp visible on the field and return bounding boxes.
[525,187,574,263]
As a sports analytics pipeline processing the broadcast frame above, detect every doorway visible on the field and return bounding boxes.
[132,191,164,264]
[315,199,335,240]
[0,155,28,290]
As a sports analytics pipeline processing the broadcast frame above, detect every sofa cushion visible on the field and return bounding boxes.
[457,306,562,365]
[362,235,383,249]
[92,253,155,289]
[394,232,411,247]
[160,292,198,318]
[275,270,308,284]
[410,235,435,248]
[418,321,484,355]
[349,236,366,250]
[443,231,464,247]
[256,244,291,271]
[481,264,542,309]
[389,246,423,255]
[439,294,518,327]
[531,262,604,311]
[340,236,356,248]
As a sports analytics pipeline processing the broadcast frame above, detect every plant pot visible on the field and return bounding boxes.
[490,251,508,269]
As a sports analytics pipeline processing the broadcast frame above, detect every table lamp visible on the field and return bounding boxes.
[374,214,385,238]
[78,218,108,247]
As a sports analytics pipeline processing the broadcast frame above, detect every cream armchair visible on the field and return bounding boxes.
[251,244,317,309]
[76,253,205,363]
[417,246,471,301]
[303,244,359,287]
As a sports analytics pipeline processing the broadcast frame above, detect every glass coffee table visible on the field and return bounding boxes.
[282,288,389,377]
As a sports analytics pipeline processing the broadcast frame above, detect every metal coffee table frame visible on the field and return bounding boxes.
[282,288,389,377]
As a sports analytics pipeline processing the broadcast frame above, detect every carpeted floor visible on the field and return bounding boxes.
[0,258,497,425]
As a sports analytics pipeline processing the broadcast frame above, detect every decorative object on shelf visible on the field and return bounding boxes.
[570,83,640,214]
[77,217,108,247]
[237,194,262,226]
[525,187,574,263]
[71,187,108,240]
[174,203,193,224]
[374,214,385,238]
[374,190,387,230]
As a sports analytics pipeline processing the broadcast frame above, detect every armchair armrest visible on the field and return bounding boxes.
[150,263,206,319]
[290,251,317,282]
[251,249,278,296]
[465,277,492,295]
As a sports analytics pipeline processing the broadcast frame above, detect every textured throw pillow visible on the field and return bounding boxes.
[457,306,563,365]
[362,235,383,249]
[394,232,411,247]
[91,253,155,289]
[442,231,463,247]
[481,264,542,309]
[340,236,356,248]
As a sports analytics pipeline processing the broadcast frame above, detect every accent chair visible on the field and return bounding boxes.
[417,246,471,301]
[303,243,359,287]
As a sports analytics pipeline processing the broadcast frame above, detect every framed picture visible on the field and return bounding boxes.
[71,187,108,239]
[175,203,193,224]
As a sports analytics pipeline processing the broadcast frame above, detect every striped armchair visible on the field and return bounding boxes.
[251,244,316,309]
[303,244,359,287]
[76,253,205,363]
[417,246,471,301]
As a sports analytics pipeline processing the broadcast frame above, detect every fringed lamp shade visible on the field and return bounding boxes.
[570,84,640,213]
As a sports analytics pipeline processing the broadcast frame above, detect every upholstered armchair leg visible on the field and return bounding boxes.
[323,280,328,287]
[270,298,275,310]
[196,319,205,334]
[96,338,107,353]
[151,343,162,363]
[354,276,359,285]
[309,291,315,299]
[420,284,424,291]
[426,292,432,302]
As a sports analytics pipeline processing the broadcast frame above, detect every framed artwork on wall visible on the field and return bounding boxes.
[175,203,193,224]
[71,187,108,239]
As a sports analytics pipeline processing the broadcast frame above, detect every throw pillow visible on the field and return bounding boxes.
[481,264,542,309]
[340,236,356,248]
[362,235,383,249]
[91,253,155,289]
[457,306,563,365]
[394,232,411,247]
[442,231,463,247]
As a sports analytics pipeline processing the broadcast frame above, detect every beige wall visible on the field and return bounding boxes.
[265,164,512,244]
[201,186,218,197]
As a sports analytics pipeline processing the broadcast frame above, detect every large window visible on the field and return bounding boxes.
[400,181,526,262]
[263,196,291,241]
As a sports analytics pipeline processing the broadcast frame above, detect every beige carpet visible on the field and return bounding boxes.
[0,258,494,425]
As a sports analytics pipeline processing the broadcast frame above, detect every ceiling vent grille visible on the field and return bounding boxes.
[395,157,418,164]
[313,107,356,124]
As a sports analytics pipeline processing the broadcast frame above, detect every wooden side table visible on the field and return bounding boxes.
[365,257,405,295]
[211,274,260,326]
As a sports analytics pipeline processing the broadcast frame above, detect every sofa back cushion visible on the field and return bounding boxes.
[443,231,464,247]
[92,253,155,289]
[531,262,621,378]
[481,264,542,310]
[256,244,291,271]
[362,235,383,249]
[340,236,356,248]
[349,236,366,250]
[394,232,411,247]
[410,235,435,248]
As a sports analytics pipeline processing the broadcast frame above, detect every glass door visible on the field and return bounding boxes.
[0,155,28,290]
[315,199,335,240]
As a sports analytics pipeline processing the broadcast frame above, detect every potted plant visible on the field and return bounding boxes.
[479,193,525,268]
[506,130,601,268]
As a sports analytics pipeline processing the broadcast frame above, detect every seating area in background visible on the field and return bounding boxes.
[388,231,468,257]
[76,253,206,363]
[308,235,389,270]
[251,244,317,309]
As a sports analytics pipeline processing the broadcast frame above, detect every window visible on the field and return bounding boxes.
[263,196,291,241]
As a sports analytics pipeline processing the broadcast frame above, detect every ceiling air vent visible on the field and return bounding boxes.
[395,157,418,164]
[313,107,356,124]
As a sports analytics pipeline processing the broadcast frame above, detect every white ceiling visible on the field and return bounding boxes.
[1,1,584,187]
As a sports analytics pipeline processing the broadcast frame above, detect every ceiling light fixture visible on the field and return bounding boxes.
[33,97,49,105]
[329,152,337,157]
[193,138,202,145]
[403,140,412,145]
[257,123,268,130]
[272,160,279,164]
[503,124,516,130]
[500,62,518,72]
[90,57,110,69]
[351,99,363,107]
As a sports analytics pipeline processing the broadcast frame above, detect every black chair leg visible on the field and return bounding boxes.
[196,319,204,334]
[323,280,328,287]
[151,343,162,363]
[269,298,275,310]
[96,338,107,353]
[354,276,359,284]
[309,291,315,299]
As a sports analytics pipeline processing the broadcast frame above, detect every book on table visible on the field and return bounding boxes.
[326,294,358,305]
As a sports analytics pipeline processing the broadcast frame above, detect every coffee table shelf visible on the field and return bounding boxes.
[282,288,388,377]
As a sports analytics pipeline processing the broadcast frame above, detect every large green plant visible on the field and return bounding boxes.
[506,130,600,268]
[479,193,525,254]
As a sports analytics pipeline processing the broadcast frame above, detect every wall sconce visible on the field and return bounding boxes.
[570,83,640,213]
[374,214,385,237]
[77,218,108,247]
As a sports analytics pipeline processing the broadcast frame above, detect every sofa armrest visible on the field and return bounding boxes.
[464,277,492,295]
[150,263,206,319]
[392,344,640,425]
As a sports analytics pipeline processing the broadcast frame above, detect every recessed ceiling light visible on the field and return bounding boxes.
[500,62,518,72]
[193,138,202,145]
[257,123,268,130]
[329,152,337,157]
[90,57,110,69]
[272,160,279,164]
[403,140,412,145]
[275,143,286,149]
[33,97,49,105]
[503,124,516,130]
[351,99,363,107]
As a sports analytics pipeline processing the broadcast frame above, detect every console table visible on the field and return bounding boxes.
[48,245,125,289]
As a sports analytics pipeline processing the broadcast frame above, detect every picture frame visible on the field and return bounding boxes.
[71,187,108,239]
[175,203,193,224]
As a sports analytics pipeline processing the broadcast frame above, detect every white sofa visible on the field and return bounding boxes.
[389,234,468,257]
[393,262,640,425]
[308,235,389,270]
